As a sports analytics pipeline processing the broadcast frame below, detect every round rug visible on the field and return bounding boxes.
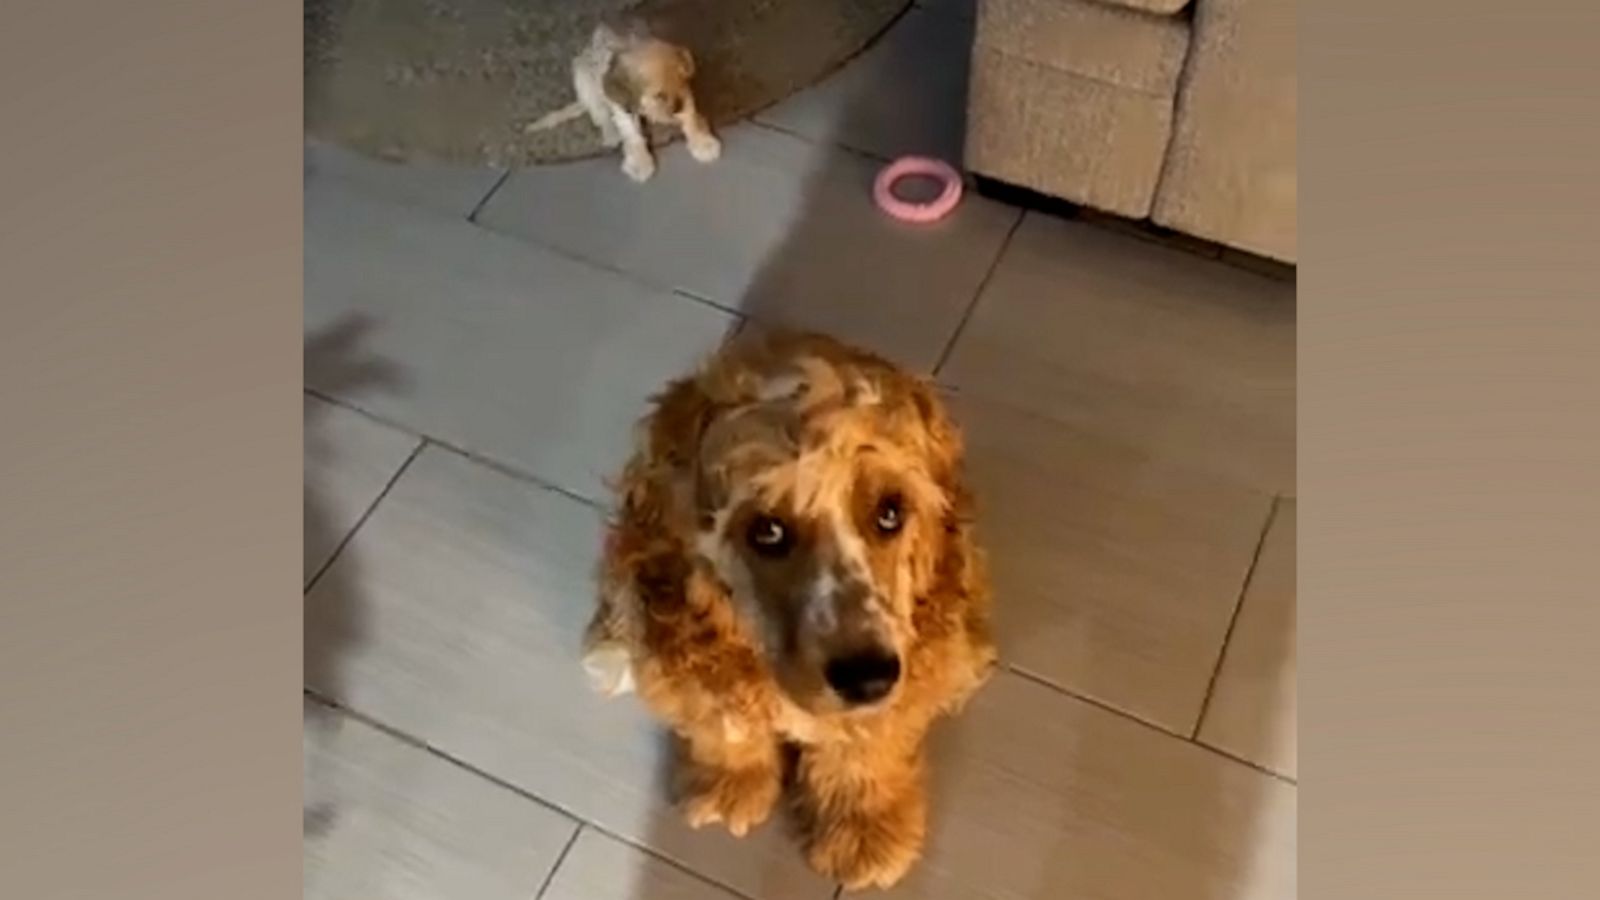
[305,0,911,168]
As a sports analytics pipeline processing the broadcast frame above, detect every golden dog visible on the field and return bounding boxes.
[526,21,719,183]
[584,331,996,889]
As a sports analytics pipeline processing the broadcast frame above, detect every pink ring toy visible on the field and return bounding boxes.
[873,156,964,224]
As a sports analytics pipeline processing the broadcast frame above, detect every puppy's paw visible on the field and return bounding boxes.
[622,151,656,183]
[804,808,924,891]
[688,133,721,163]
[679,763,780,838]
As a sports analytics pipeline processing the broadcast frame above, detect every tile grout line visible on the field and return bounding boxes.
[533,822,584,900]
[303,448,1288,751]
[1195,737,1298,786]
[671,286,748,318]
[1004,663,1296,787]
[303,439,426,596]
[465,168,513,224]
[303,388,613,514]
[466,210,737,317]
[931,210,1025,376]
[419,436,613,514]
[454,175,748,322]
[304,688,587,828]
[1005,664,1187,739]
[303,690,770,900]
[930,380,1283,514]
[1191,496,1282,740]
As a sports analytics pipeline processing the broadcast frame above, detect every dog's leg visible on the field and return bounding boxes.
[792,736,928,890]
[574,59,620,147]
[678,95,721,163]
[611,107,656,183]
[674,718,782,838]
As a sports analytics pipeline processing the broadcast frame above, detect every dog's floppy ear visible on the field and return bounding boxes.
[913,393,996,703]
[602,57,641,112]
[626,371,734,528]
[645,374,715,473]
[673,46,696,80]
[904,377,965,492]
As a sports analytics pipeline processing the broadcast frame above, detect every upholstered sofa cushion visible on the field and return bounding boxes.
[966,0,1191,216]
[975,0,1189,94]
[1152,0,1296,260]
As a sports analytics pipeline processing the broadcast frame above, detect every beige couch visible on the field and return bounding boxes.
[964,0,1296,262]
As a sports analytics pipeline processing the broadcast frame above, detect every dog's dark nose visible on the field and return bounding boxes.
[824,650,901,706]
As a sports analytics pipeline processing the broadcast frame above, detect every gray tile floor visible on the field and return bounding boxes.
[304,8,1296,898]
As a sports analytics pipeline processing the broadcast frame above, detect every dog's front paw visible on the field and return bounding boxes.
[804,807,925,891]
[688,133,721,163]
[679,763,781,838]
[622,151,656,183]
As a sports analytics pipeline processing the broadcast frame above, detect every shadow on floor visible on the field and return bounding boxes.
[303,313,410,839]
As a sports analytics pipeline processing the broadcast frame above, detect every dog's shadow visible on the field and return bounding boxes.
[302,314,410,841]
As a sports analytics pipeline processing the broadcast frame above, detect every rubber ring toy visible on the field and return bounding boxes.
[873,156,964,224]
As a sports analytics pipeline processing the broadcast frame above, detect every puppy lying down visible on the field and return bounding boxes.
[526,21,720,183]
[585,330,997,889]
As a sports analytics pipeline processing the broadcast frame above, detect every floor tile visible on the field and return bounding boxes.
[951,393,1273,732]
[881,671,1297,900]
[304,394,420,586]
[303,699,576,900]
[755,7,975,165]
[305,138,504,219]
[474,123,1020,370]
[1200,499,1297,778]
[941,214,1295,495]
[304,178,734,503]
[303,446,835,900]
[542,828,746,900]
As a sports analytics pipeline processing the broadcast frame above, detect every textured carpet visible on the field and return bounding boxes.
[305,0,911,167]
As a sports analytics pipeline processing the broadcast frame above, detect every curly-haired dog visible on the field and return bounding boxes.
[584,331,996,889]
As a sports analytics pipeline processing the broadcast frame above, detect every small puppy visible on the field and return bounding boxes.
[527,22,720,182]
[585,331,996,890]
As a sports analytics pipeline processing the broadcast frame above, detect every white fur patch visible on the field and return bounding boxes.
[828,506,873,581]
[850,378,882,406]
[758,373,807,402]
[582,642,636,697]
[805,570,839,633]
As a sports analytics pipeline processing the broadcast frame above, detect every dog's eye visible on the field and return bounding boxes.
[746,516,792,557]
[874,495,905,535]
